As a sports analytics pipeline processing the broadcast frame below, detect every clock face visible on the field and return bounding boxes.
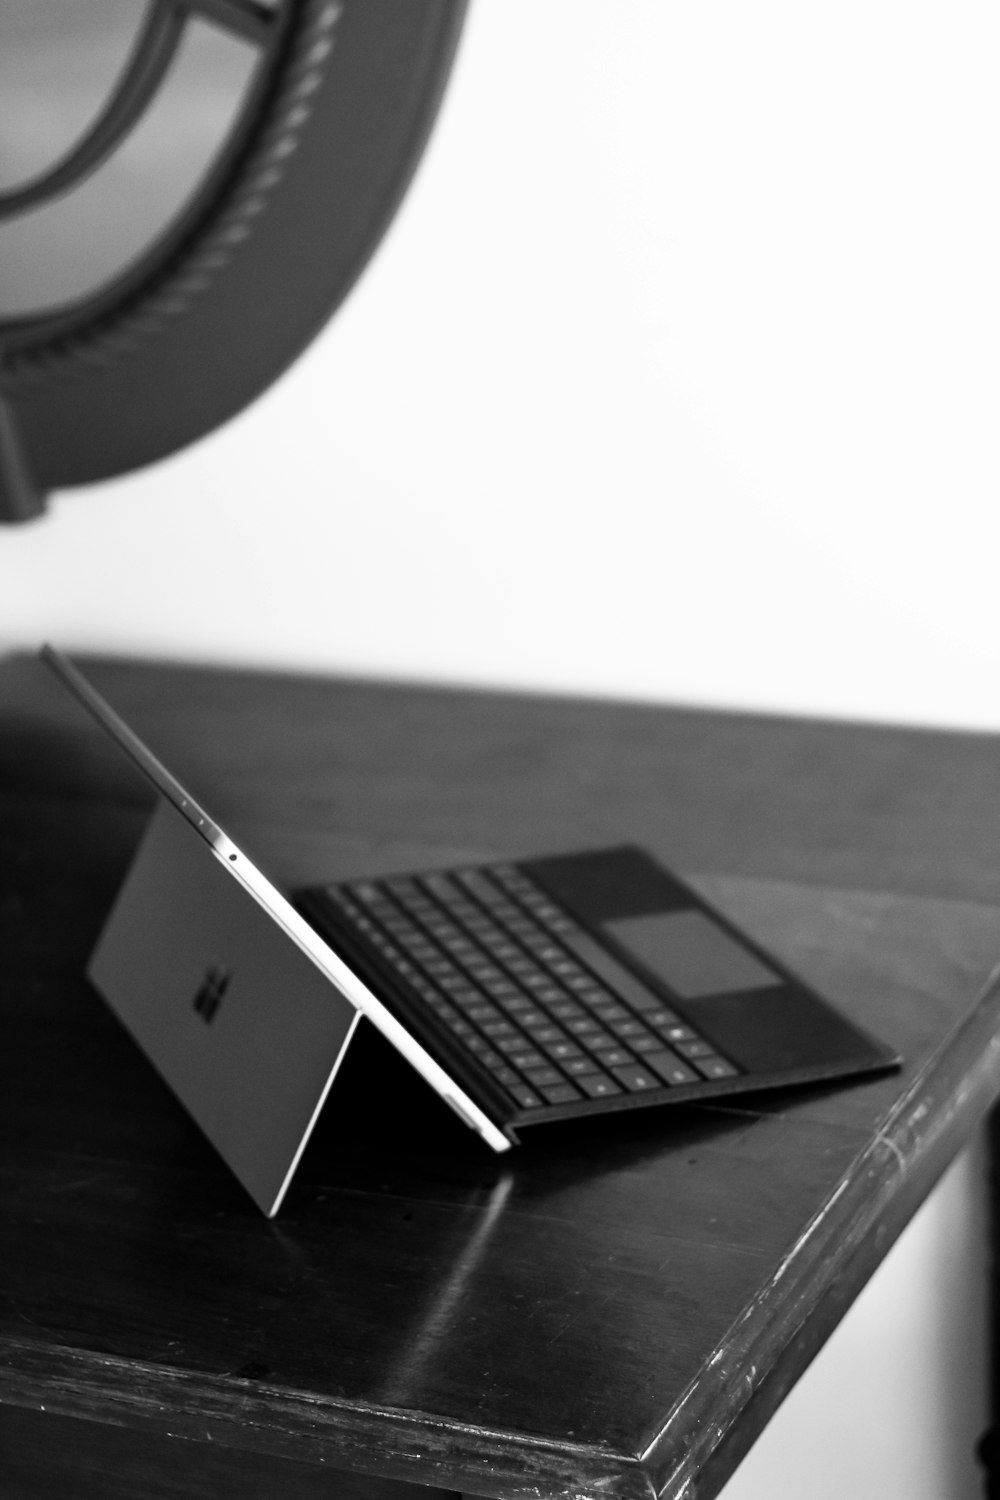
[0,0,285,319]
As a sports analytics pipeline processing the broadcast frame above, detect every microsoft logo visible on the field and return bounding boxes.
[192,965,231,1024]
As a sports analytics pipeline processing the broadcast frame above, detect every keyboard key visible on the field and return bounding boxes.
[548,1040,584,1060]
[610,1064,661,1092]
[523,1066,564,1088]
[694,1057,740,1080]
[530,1025,565,1045]
[481,979,520,1000]
[615,1018,649,1038]
[347,881,382,904]
[442,938,477,959]
[586,1031,622,1053]
[675,1038,715,1059]
[467,961,504,982]
[577,1073,623,1099]
[644,1050,699,1086]
[564,1016,602,1037]
[465,1003,500,1023]
[527,943,564,963]
[446,986,483,1007]
[533,985,570,1004]
[482,1020,520,1040]
[475,1046,507,1071]
[646,1010,684,1030]
[631,1033,664,1054]
[488,1062,520,1083]
[441,975,480,994]
[536,1081,583,1105]
[495,1035,536,1056]
[508,1084,543,1109]
[550,1000,586,1020]
[564,1056,601,1076]
[591,1002,632,1023]
[508,1048,547,1070]
[458,870,509,900]
[502,995,537,1014]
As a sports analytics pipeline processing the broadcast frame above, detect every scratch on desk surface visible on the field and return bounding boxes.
[873,1128,908,1175]
[11,1302,46,1331]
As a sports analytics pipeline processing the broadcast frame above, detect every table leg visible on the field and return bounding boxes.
[977,1106,1000,1497]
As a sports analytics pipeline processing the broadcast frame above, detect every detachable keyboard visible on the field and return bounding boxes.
[298,846,898,1138]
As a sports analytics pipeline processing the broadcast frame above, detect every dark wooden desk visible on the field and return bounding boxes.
[3,654,1000,1499]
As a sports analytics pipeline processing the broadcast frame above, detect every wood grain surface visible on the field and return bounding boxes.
[3,653,1000,1499]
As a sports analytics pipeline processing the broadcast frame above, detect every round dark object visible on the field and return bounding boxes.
[0,0,468,518]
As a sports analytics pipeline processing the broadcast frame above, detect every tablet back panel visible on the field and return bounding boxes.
[89,800,360,1215]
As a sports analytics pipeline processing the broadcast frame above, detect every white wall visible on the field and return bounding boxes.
[717,1141,989,1500]
[2,3,997,1494]
[3,0,1000,727]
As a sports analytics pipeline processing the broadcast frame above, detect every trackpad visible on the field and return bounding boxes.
[605,910,779,999]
